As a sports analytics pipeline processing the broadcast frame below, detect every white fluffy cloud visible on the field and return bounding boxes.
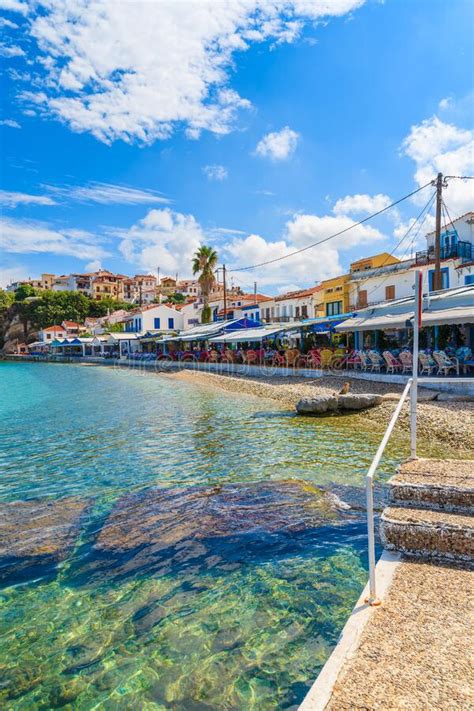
[223,212,386,289]
[203,165,228,181]
[333,193,391,216]
[401,115,474,216]
[45,182,169,205]
[0,266,29,289]
[255,126,299,161]
[84,259,102,272]
[0,217,109,260]
[117,207,205,276]
[0,190,55,207]
[18,1,363,144]
[0,43,25,58]
[0,118,21,128]
[0,0,28,14]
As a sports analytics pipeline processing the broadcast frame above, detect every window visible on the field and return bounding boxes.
[326,301,342,316]
[428,267,449,291]
[295,306,300,318]
[168,318,174,329]
[154,317,161,329]
[385,285,395,300]
[301,305,308,318]
[464,275,474,285]
[358,290,368,307]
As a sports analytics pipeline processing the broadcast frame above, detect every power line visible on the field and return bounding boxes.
[229,181,433,272]
[361,191,437,302]
[444,175,474,180]
[355,190,437,292]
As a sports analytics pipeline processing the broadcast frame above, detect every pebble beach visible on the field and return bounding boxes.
[166,370,474,457]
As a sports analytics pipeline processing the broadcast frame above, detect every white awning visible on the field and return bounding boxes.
[211,327,285,343]
[421,305,474,326]
[336,312,413,332]
[336,299,474,332]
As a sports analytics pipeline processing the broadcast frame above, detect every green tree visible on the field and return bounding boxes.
[32,291,90,327]
[88,298,133,317]
[14,284,37,301]
[192,245,218,323]
[0,289,14,312]
[167,292,185,304]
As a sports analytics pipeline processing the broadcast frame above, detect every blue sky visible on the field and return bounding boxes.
[1,0,473,294]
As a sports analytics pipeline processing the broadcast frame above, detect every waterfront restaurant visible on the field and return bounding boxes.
[335,285,474,351]
[155,317,264,354]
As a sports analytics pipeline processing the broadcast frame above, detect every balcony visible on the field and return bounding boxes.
[415,241,472,265]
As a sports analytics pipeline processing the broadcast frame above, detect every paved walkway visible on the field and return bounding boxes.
[324,557,473,711]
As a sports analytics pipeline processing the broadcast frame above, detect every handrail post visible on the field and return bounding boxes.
[410,270,422,459]
[365,474,380,606]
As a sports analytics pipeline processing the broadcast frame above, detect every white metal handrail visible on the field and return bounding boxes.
[365,374,473,605]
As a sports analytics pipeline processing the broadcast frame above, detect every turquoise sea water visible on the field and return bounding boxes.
[0,362,405,709]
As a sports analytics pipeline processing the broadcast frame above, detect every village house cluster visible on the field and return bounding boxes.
[12,211,474,358]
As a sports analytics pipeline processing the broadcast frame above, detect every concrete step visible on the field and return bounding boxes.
[380,506,474,563]
[387,458,474,514]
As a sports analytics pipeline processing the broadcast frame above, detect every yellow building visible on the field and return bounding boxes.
[349,252,400,309]
[318,274,351,317]
[350,252,399,274]
[318,253,401,317]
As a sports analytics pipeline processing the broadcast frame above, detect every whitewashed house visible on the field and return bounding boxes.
[180,301,203,329]
[124,303,183,334]
[261,287,322,323]
[348,211,474,309]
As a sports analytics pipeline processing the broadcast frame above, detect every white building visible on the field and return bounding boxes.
[124,303,184,334]
[261,286,322,323]
[180,301,203,329]
[39,325,68,342]
[348,211,474,309]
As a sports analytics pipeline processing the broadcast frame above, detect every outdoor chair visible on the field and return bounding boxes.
[433,350,459,376]
[418,352,436,375]
[383,351,402,374]
[455,347,473,374]
[320,348,334,369]
[357,350,371,371]
[398,350,413,374]
[221,349,235,364]
[368,350,384,372]
[243,350,258,365]
[285,348,301,367]
[305,349,321,368]
[272,352,286,367]
[345,350,361,370]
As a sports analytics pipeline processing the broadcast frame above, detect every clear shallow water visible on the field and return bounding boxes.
[0,362,406,710]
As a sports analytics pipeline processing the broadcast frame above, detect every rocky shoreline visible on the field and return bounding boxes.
[165,370,474,457]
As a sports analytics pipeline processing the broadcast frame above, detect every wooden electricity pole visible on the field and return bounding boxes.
[433,172,443,292]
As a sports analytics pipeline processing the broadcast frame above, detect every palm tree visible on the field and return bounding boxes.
[192,245,218,323]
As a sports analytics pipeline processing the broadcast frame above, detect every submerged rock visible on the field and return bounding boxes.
[82,480,359,582]
[96,480,343,552]
[0,497,90,585]
[296,393,383,416]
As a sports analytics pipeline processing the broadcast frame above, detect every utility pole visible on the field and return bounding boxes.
[156,267,160,286]
[223,264,227,321]
[433,172,444,292]
[253,281,257,305]
[138,281,143,307]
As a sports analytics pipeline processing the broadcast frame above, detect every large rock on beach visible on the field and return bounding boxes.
[0,497,90,585]
[296,393,383,415]
[82,481,359,582]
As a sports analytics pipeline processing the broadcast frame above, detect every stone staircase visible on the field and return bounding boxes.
[380,458,474,563]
